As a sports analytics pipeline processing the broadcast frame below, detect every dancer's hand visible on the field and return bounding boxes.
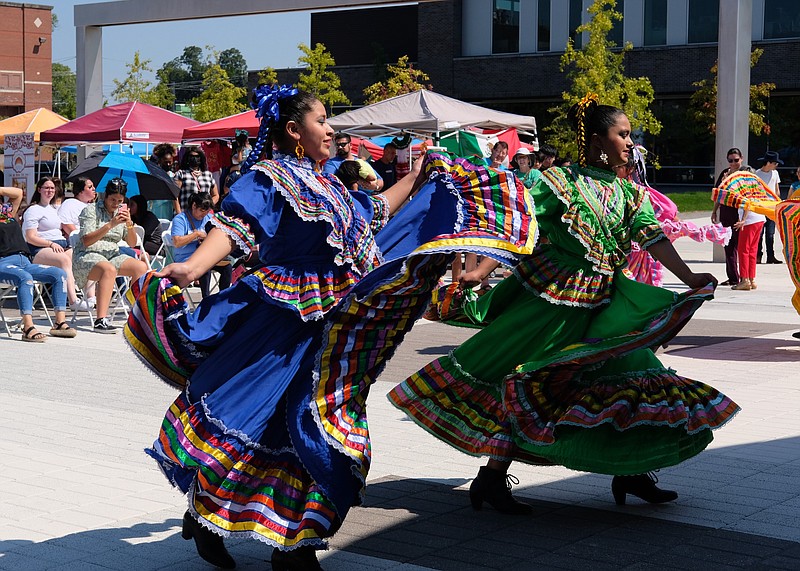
[684,271,718,290]
[155,262,195,288]
[458,269,483,290]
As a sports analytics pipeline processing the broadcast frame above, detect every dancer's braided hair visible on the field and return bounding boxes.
[241,84,318,173]
[567,93,625,167]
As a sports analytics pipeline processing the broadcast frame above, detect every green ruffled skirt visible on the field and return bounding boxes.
[389,270,739,475]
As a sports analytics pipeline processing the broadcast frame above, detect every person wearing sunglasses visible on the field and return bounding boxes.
[711,148,755,286]
[174,147,218,215]
[323,132,383,192]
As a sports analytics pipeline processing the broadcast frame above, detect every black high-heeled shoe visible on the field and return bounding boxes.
[469,466,533,515]
[181,511,236,569]
[611,473,678,506]
[271,546,323,571]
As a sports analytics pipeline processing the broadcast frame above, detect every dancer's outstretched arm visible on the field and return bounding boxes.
[379,154,425,215]
[460,258,502,289]
[157,227,234,287]
[647,239,717,289]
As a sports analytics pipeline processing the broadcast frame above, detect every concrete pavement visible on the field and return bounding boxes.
[1,215,798,570]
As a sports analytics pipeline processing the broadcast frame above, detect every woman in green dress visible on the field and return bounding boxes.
[389,95,739,512]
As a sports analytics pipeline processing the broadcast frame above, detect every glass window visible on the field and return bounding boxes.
[493,0,520,54]
[569,0,583,49]
[764,0,800,39]
[644,0,667,45]
[687,0,719,43]
[609,0,625,46]
[538,0,551,51]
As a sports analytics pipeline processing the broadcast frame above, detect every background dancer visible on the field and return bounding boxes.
[622,146,730,287]
[390,95,739,514]
[125,86,535,569]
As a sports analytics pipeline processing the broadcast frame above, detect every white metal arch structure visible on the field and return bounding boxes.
[74,0,429,117]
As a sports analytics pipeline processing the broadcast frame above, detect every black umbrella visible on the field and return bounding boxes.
[65,151,179,201]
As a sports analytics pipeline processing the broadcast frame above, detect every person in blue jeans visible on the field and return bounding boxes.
[171,192,232,298]
[0,186,76,341]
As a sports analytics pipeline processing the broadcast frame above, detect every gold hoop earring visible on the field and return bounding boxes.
[599,150,609,165]
[295,143,305,161]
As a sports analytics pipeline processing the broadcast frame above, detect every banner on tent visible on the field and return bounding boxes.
[4,132,35,202]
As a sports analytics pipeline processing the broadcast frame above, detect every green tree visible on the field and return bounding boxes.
[689,48,776,136]
[52,62,76,119]
[219,47,248,89]
[111,51,162,104]
[296,43,350,111]
[156,46,207,103]
[544,0,661,160]
[363,55,432,104]
[191,64,247,122]
[256,66,278,86]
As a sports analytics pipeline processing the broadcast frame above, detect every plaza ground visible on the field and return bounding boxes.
[1,215,798,570]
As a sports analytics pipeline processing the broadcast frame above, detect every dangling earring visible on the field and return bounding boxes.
[599,149,609,165]
[295,143,305,161]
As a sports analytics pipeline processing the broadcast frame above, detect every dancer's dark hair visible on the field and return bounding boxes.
[241,85,318,172]
[567,94,625,167]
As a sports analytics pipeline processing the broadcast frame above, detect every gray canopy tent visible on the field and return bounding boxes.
[328,89,537,144]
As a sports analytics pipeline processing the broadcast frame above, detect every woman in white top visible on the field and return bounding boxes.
[22,177,86,309]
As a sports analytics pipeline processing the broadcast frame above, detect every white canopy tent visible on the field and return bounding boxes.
[328,89,537,143]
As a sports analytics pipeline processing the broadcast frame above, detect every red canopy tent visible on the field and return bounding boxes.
[40,101,200,145]
[182,110,258,141]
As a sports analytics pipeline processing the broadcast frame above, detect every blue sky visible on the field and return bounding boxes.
[49,0,310,102]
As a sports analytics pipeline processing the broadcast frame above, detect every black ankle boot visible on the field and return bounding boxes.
[181,511,236,569]
[469,466,533,515]
[271,546,323,571]
[611,473,678,506]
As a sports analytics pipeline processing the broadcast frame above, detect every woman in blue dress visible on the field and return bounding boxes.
[125,86,536,570]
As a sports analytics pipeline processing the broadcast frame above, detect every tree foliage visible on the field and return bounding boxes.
[218,47,248,89]
[110,51,174,108]
[363,56,432,104]
[52,62,76,119]
[296,43,350,111]
[544,0,661,159]
[689,48,776,136]
[191,64,247,122]
[153,46,249,108]
[256,67,278,86]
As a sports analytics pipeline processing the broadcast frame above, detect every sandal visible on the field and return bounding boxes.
[49,321,77,338]
[22,326,46,343]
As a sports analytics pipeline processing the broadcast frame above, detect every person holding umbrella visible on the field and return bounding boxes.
[73,178,148,333]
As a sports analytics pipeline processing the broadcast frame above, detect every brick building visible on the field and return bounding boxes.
[0,1,53,117]
[253,0,800,179]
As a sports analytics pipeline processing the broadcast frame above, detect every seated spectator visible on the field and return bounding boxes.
[538,143,557,170]
[151,143,177,177]
[73,178,148,333]
[174,147,218,215]
[52,178,67,207]
[334,160,379,192]
[0,186,77,341]
[324,132,383,192]
[129,195,162,257]
[58,177,96,236]
[230,130,252,172]
[22,177,87,311]
[369,142,398,188]
[510,148,540,189]
[218,169,242,210]
[171,192,231,299]
[485,141,509,170]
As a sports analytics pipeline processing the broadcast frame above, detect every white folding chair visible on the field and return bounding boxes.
[0,280,55,337]
[149,225,173,271]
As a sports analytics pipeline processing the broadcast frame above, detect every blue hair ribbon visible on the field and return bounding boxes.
[241,84,299,174]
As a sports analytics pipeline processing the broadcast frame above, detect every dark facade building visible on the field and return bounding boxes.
[252,0,800,182]
[0,2,53,117]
